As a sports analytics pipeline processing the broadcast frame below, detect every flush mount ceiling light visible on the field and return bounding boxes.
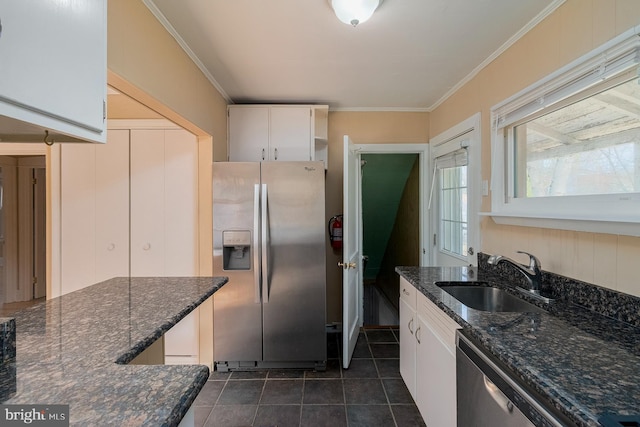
[330,0,383,27]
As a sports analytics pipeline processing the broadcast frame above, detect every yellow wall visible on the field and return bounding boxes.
[107,0,229,277]
[429,0,640,295]
[325,111,428,322]
[108,0,227,148]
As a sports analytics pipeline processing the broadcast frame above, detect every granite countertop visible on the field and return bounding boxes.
[0,276,228,426]
[396,266,640,427]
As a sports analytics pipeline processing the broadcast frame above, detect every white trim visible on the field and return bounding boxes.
[429,113,482,266]
[331,107,430,113]
[428,0,566,112]
[483,213,640,237]
[352,143,430,267]
[0,143,47,156]
[107,119,182,130]
[142,0,232,103]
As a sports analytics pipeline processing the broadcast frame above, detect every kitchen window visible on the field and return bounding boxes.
[489,27,640,236]
[438,151,468,258]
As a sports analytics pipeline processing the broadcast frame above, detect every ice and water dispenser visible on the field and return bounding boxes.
[222,230,252,270]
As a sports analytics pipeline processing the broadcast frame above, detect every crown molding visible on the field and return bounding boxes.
[428,0,566,112]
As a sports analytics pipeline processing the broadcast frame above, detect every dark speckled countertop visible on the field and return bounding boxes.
[396,266,640,427]
[0,276,228,426]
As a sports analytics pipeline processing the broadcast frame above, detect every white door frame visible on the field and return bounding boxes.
[429,113,482,266]
[353,143,430,267]
[342,140,428,368]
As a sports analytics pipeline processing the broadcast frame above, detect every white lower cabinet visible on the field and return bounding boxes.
[399,277,459,427]
[399,279,417,396]
[164,309,200,365]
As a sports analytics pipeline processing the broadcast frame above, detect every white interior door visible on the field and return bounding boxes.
[342,135,363,369]
[430,121,480,267]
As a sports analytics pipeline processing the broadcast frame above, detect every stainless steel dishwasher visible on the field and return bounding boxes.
[456,331,572,427]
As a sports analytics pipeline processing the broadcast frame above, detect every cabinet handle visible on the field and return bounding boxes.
[107,243,115,251]
[402,288,410,296]
[262,148,265,161]
[415,326,421,344]
[143,243,151,251]
[408,318,414,335]
[274,147,278,160]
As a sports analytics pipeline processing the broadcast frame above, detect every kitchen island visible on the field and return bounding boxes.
[396,264,640,427]
[0,276,228,426]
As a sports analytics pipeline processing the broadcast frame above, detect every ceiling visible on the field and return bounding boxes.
[144,0,562,111]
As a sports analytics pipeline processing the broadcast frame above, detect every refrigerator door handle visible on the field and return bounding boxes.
[261,183,269,304]
[253,184,261,304]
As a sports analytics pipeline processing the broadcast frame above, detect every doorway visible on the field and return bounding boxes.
[0,155,46,314]
[361,153,420,325]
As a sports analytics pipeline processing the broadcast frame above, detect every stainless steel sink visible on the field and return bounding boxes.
[436,282,545,313]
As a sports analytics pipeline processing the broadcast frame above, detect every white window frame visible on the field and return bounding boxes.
[488,26,640,237]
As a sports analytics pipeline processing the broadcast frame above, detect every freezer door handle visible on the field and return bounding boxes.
[261,183,269,303]
[253,184,261,304]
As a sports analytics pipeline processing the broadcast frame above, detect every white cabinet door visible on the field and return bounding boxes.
[399,278,417,398]
[416,315,456,427]
[0,0,106,142]
[164,308,200,365]
[269,107,311,161]
[416,293,459,427]
[61,145,96,294]
[228,107,269,162]
[95,130,130,283]
[228,105,315,162]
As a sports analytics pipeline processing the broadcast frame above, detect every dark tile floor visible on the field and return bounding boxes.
[194,327,426,427]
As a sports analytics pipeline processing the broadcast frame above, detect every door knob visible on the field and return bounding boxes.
[337,262,356,269]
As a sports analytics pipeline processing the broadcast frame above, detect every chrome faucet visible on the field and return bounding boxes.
[487,251,542,294]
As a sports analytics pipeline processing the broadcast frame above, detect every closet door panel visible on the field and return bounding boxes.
[95,129,130,282]
[61,145,96,294]
[130,130,165,276]
[164,129,198,276]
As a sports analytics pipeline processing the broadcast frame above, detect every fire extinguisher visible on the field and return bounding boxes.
[328,214,343,250]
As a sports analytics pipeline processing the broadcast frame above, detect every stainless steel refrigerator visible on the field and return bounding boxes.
[213,161,326,371]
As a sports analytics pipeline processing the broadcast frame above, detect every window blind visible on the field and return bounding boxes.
[492,28,640,130]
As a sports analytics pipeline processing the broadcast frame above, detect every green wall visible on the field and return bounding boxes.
[361,153,418,280]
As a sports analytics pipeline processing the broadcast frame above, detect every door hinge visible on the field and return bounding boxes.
[32,277,37,285]
[32,178,37,185]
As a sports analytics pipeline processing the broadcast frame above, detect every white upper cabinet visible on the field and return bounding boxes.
[0,0,107,143]
[228,105,328,167]
[228,107,270,162]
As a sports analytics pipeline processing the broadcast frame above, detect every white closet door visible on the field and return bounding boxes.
[270,107,311,161]
[61,145,96,294]
[95,129,130,282]
[130,130,166,276]
[164,129,198,276]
